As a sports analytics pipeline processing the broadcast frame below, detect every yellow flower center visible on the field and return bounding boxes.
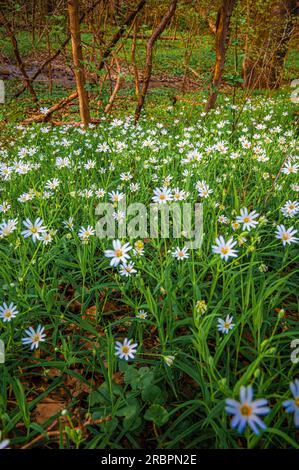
[159,194,166,200]
[243,217,250,223]
[282,233,290,241]
[32,334,40,342]
[4,311,12,318]
[224,322,230,329]
[295,397,299,407]
[240,404,252,417]
[115,249,123,257]
[221,247,229,255]
[135,240,144,250]
[122,346,129,354]
[31,227,38,234]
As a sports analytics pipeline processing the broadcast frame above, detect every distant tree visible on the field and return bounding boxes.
[242,0,298,89]
[205,0,237,112]
[67,0,90,126]
[134,0,178,123]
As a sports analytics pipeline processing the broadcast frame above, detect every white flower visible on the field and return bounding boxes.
[152,187,173,204]
[0,302,18,322]
[283,379,299,427]
[275,225,298,246]
[0,201,11,213]
[197,182,213,198]
[172,188,188,201]
[218,215,229,224]
[45,178,60,190]
[163,355,175,367]
[21,218,46,242]
[217,315,235,334]
[119,262,137,277]
[21,325,46,350]
[136,310,148,319]
[171,246,189,260]
[108,190,124,204]
[63,217,74,230]
[212,236,238,261]
[282,162,298,174]
[104,239,132,267]
[42,232,53,245]
[225,385,270,435]
[0,218,18,238]
[78,225,95,243]
[281,200,299,218]
[39,107,49,115]
[95,188,106,198]
[115,338,138,361]
[236,208,259,231]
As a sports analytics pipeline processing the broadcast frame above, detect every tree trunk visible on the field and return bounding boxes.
[22,0,146,124]
[134,0,178,124]
[205,0,236,113]
[242,0,298,89]
[0,11,38,103]
[67,0,90,126]
[15,0,102,99]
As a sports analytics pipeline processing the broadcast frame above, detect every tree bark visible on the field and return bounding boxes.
[22,0,146,124]
[134,0,178,124]
[67,0,90,126]
[15,0,102,99]
[242,0,298,89]
[205,0,236,113]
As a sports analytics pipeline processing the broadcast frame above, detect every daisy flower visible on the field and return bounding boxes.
[283,379,299,427]
[217,315,235,334]
[115,338,138,361]
[225,385,270,435]
[133,239,145,257]
[108,190,124,204]
[281,200,299,218]
[21,325,46,350]
[78,225,95,243]
[0,302,18,322]
[275,225,298,246]
[212,236,238,261]
[152,187,173,204]
[104,239,132,267]
[236,208,259,231]
[63,217,74,230]
[119,262,137,277]
[171,246,189,260]
[282,162,298,174]
[136,310,148,319]
[42,232,53,245]
[21,218,46,242]
[0,218,18,238]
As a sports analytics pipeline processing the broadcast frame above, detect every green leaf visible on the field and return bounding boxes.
[142,385,163,404]
[144,405,169,427]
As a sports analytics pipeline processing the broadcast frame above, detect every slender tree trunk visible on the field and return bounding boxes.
[67,0,90,126]
[15,0,102,99]
[242,0,298,89]
[23,0,146,124]
[134,0,178,124]
[205,0,236,112]
[0,11,38,103]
